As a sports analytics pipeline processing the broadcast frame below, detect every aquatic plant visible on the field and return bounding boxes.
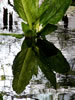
[0,0,72,94]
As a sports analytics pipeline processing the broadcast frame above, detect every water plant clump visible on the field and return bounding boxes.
[0,0,72,94]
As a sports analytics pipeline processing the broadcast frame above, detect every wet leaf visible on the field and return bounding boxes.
[37,39,70,74]
[12,48,38,94]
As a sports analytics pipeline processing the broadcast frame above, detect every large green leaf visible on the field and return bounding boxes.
[12,48,38,94]
[0,33,24,39]
[14,0,39,29]
[39,0,72,26]
[48,0,72,24]
[14,0,27,22]
[37,39,70,74]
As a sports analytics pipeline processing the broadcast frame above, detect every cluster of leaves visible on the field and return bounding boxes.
[0,0,72,94]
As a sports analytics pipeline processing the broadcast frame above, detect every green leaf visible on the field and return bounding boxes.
[12,48,38,94]
[38,0,50,17]
[37,24,57,37]
[37,39,70,74]
[21,38,28,50]
[48,0,72,24]
[21,22,34,37]
[48,51,70,73]
[21,37,35,48]
[37,39,58,57]
[0,33,24,39]
[14,0,27,22]
[38,59,56,89]
[14,0,39,29]
[39,0,72,26]
[21,22,30,33]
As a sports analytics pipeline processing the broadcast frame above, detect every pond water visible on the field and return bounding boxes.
[0,6,75,100]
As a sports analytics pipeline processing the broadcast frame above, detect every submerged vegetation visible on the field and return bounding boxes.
[0,0,72,94]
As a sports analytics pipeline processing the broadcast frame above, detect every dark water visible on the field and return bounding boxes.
[0,9,75,100]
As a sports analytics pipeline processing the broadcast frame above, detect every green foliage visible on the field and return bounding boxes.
[37,24,57,37]
[12,47,38,94]
[38,59,56,89]
[40,0,72,26]
[0,0,72,94]
[14,0,27,22]
[14,0,39,29]
[21,22,35,37]
[12,39,38,93]
[36,39,70,74]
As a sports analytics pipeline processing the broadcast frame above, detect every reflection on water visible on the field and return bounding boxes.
[0,28,75,100]
[0,10,75,100]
